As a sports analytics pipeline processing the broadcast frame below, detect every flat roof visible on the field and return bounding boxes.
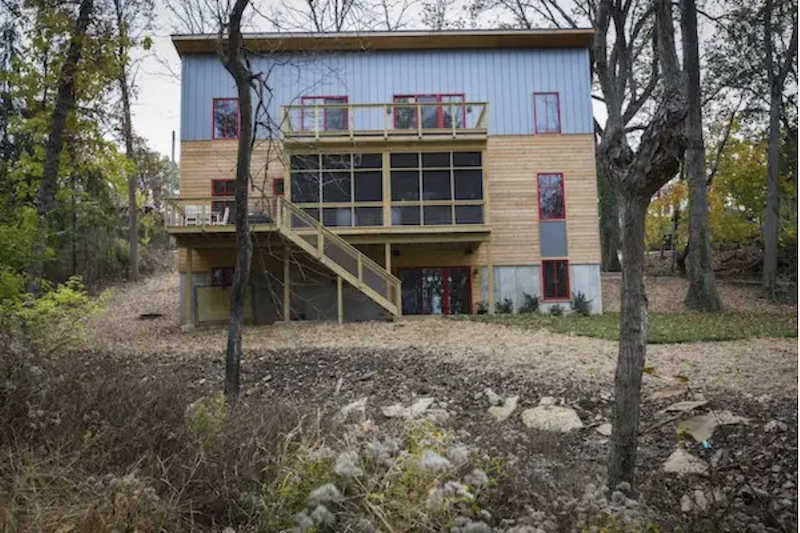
[171,29,595,55]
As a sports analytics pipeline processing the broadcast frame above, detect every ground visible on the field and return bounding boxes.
[76,270,798,531]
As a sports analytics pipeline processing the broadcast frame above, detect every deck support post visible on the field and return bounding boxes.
[186,245,194,325]
[283,247,291,322]
[337,275,344,324]
[384,243,392,273]
[487,248,495,315]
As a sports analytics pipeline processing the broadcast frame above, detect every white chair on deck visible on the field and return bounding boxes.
[184,205,200,225]
[220,206,230,225]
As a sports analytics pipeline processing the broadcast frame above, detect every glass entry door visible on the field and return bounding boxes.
[399,267,471,315]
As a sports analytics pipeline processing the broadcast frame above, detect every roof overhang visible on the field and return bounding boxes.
[171,29,595,56]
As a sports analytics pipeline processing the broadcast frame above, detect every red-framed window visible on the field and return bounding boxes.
[542,260,570,300]
[300,96,349,131]
[211,267,234,287]
[533,92,561,134]
[537,173,565,220]
[398,266,473,315]
[211,179,235,216]
[393,94,466,130]
[212,98,239,140]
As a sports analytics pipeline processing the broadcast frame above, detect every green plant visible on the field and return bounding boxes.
[549,304,565,317]
[518,292,540,314]
[496,298,514,314]
[570,291,593,316]
[187,394,228,438]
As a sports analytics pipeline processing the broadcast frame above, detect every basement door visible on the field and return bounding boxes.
[399,267,471,315]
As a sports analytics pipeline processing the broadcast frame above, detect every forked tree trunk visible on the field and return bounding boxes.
[598,159,622,272]
[682,0,721,311]
[608,192,649,490]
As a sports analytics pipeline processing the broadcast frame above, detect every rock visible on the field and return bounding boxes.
[521,406,583,433]
[340,397,367,419]
[663,400,708,413]
[646,387,686,402]
[679,411,750,442]
[681,493,693,513]
[381,404,408,418]
[483,388,502,406]
[663,448,709,476]
[693,489,709,511]
[488,395,519,422]
[425,408,451,425]
[410,397,435,417]
[538,396,557,406]
[595,423,613,437]
[765,420,788,432]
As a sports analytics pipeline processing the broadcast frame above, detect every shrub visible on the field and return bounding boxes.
[496,298,514,314]
[549,303,565,317]
[519,292,540,314]
[570,291,593,316]
[476,301,489,315]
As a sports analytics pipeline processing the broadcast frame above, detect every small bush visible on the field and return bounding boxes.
[549,303,565,317]
[496,298,514,314]
[570,291,593,316]
[476,301,489,315]
[519,292,540,314]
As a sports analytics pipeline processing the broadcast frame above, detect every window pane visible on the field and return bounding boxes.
[418,95,438,128]
[290,154,320,170]
[442,95,465,129]
[543,260,569,299]
[454,169,483,200]
[303,207,320,221]
[391,206,420,225]
[422,152,450,167]
[390,152,418,168]
[322,207,352,226]
[322,172,351,203]
[353,153,382,169]
[213,99,238,139]
[291,173,320,202]
[394,97,416,129]
[423,205,452,225]
[448,267,471,315]
[400,269,423,314]
[538,174,564,219]
[453,151,481,167]
[535,94,560,133]
[322,153,350,170]
[422,170,451,200]
[212,179,235,195]
[391,171,419,200]
[354,171,382,201]
[455,205,483,224]
[325,98,347,130]
[354,207,383,226]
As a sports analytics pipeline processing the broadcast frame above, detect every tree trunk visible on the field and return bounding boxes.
[220,0,252,400]
[114,0,138,282]
[598,158,622,271]
[762,85,781,300]
[28,0,94,293]
[682,0,721,311]
[608,192,650,490]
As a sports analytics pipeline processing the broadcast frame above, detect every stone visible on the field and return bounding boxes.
[425,408,451,425]
[488,395,519,422]
[410,397,435,417]
[538,396,557,406]
[680,493,693,513]
[521,406,583,433]
[381,404,408,418]
[663,448,709,476]
[483,388,502,406]
[663,400,708,413]
[765,420,788,432]
[693,489,709,511]
[340,397,367,419]
[595,423,613,437]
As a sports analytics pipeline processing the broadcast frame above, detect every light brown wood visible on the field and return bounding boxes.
[186,246,194,325]
[337,275,343,324]
[487,245,495,314]
[283,247,291,322]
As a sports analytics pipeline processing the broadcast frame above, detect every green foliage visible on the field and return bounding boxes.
[548,304,565,317]
[518,292,540,314]
[570,292,593,316]
[473,312,796,343]
[187,394,228,438]
[495,298,513,314]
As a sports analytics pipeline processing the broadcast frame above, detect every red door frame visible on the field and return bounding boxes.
[533,92,562,134]
[392,94,467,129]
[541,259,570,301]
[300,96,349,131]
[399,266,473,315]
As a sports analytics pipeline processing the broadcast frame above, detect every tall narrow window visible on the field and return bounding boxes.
[542,260,569,300]
[533,93,561,134]
[301,96,349,131]
[393,94,466,130]
[211,179,235,218]
[537,173,565,220]
[213,98,239,139]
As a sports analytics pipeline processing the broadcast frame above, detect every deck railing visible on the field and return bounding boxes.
[165,196,276,227]
[282,101,489,140]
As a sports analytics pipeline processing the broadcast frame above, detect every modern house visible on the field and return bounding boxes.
[168,29,602,325]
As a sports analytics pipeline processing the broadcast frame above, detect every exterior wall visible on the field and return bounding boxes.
[181,48,593,140]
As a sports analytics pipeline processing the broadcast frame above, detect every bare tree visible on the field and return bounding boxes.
[681,0,721,311]
[29,0,95,293]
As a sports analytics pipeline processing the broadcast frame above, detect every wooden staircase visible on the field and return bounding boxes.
[273,196,402,316]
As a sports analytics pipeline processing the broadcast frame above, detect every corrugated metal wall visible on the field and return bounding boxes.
[181,48,593,140]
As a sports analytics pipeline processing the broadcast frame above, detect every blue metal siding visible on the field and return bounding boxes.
[181,48,593,140]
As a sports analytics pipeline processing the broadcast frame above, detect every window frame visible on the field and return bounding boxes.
[392,94,467,129]
[212,97,240,140]
[211,267,235,288]
[533,92,562,134]
[211,178,235,217]
[537,172,566,221]
[541,259,570,301]
[300,95,349,131]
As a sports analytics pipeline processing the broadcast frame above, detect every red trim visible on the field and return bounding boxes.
[392,94,467,129]
[536,172,566,220]
[533,92,562,134]
[301,96,349,131]
[211,178,235,196]
[273,178,285,196]
[212,98,239,140]
[398,266,473,315]
[541,260,570,301]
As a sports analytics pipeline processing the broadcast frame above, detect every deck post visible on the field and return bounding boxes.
[384,243,391,273]
[487,248,495,315]
[186,246,194,326]
[337,275,343,325]
[283,247,291,322]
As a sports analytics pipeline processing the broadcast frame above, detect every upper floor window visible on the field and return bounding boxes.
[533,93,561,134]
[538,173,565,220]
[211,179,235,219]
[542,260,569,300]
[213,98,239,140]
[393,94,465,130]
[301,96,349,131]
